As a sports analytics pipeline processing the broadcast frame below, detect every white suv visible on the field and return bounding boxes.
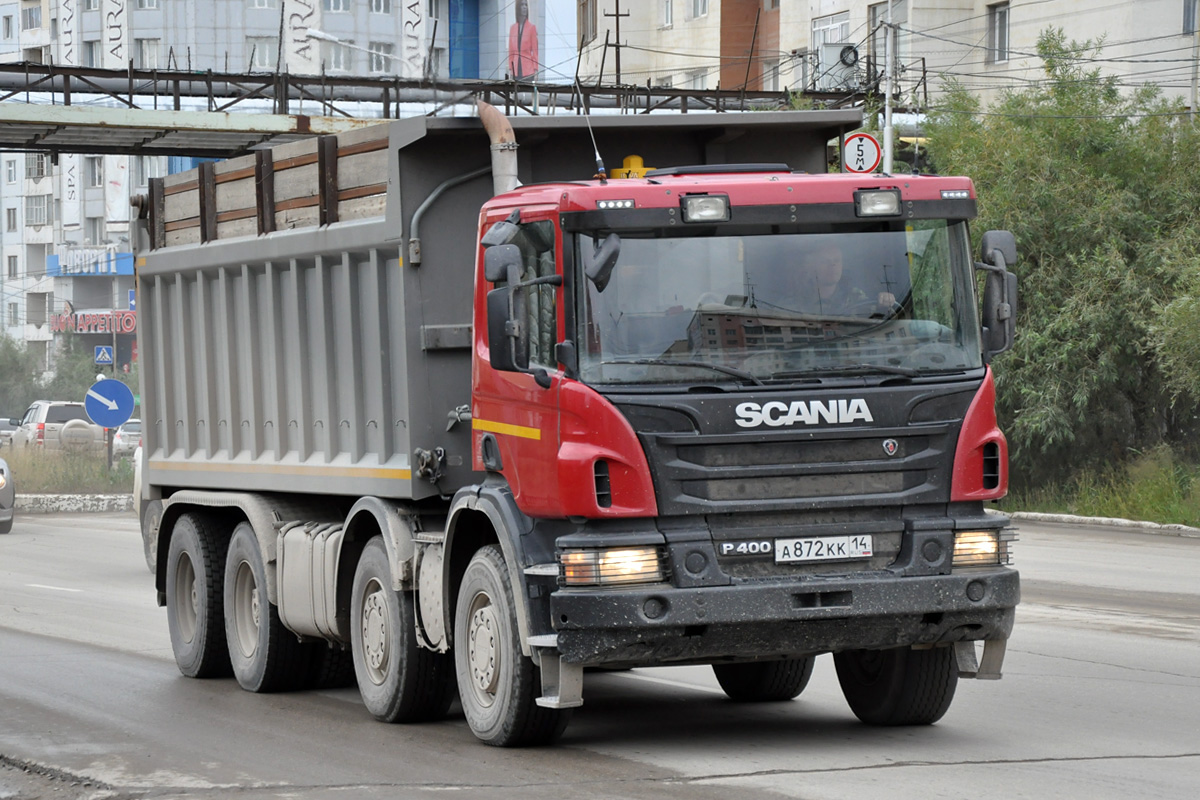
[10,401,106,454]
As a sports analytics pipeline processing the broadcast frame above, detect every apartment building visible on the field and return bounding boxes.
[580,1,1200,107]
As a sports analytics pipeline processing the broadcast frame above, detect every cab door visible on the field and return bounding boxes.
[472,210,567,517]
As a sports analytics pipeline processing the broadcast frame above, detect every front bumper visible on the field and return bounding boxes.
[550,567,1018,665]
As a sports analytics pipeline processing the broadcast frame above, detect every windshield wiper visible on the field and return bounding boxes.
[601,358,765,386]
[775,363,920,379]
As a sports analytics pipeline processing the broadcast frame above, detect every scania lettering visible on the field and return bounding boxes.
[736,398,874,428]
[134,104,1020,747]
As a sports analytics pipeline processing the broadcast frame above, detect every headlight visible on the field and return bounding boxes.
[681,194,731,223]
[560,546,666,586]
[854,189,902,217]
[953,530,1016,568]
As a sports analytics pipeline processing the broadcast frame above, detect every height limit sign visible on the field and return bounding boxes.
[843,132,882,174]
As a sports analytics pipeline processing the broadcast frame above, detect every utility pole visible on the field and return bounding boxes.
[882,0,895,174]
[604,0,630,84]
[1192,1,1199,122]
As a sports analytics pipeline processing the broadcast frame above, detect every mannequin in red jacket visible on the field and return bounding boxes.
[508,0,539,80]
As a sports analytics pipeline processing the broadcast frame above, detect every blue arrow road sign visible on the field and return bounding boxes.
[94,345,114,365]
[129,289,136,311]
[85,379,135,428]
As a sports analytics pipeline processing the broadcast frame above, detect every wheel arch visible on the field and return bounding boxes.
[443,483,536,656]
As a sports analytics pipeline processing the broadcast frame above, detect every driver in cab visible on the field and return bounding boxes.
[795,240,895,316]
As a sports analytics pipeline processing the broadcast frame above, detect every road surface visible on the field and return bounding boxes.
[1,513,1196,799]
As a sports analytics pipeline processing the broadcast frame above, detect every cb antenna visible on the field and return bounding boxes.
[573,66,607,183]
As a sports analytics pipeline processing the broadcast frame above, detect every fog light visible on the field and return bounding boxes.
[681,194,731,223]
[953,530,1015,567]
[560,547,666,586]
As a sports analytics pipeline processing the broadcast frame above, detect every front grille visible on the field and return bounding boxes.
[685,470,918,501]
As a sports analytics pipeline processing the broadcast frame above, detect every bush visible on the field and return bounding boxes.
[1,447,134,495]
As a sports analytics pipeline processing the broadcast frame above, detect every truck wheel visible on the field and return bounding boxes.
[141,499,163,573]
[351,536,455,722]
[166,512,232,678]
[454,545,571,747]
[712,656,815,702]
[224,522,309,693]
[834,645,958,725]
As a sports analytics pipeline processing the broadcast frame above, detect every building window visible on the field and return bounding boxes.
[989,3,1010,63]
[20,5,41,30]
[321,41,354,71]
[26,195,52,227]
[764,58,780,91]
[86,216,105,244]
[764,0,779,9]
[1188,0,1199,34]
[2,15,12,39]
[25,153,49,180]
[662,0,672,27]
[5,208,15,232]
[7,256,17,279]
[135,38,160,68]
[369,42,394,72]
[690,70,707,90]
[85,0,100,9]
[371,0,392,12]
[579,0,596,45]
[8,303,17,327]
[83,40,100,67]
[135,156,167,187]
[690,0,708,18]
[812,11,851,49]
[136,0,160,8]
[5,160,14,183]
[85,157,104,188]
[247,36,279,69]
[250,0,276,8]
[323,0,350,11]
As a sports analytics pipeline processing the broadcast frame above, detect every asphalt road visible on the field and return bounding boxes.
[1,513,1197,799]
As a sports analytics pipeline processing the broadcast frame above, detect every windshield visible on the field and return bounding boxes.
[577,222,983,385]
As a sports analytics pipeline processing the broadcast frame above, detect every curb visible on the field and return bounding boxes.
[1008,510,1200,538]
[14,494,135,514]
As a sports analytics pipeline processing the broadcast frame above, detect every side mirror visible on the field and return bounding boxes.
[481,209,522,249]
[583,233,621,292]
[485,244,523,284]
[487,286,528,373]
[977,230,1018,362]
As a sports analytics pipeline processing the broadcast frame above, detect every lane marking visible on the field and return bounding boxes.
[26,584,84,593]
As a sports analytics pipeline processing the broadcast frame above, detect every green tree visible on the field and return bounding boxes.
[925,29,1200,486]
[0,334,42,418]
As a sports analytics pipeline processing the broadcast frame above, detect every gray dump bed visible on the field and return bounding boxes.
[136,109,860,502]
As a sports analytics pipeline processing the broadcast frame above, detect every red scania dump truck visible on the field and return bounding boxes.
[134,103,1018,746]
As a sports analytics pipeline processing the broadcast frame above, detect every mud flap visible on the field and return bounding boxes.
[954,638,1007,680]
[529,634,584,709]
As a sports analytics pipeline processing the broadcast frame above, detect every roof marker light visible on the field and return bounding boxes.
[597,199,635,210]
[941,190,971,200]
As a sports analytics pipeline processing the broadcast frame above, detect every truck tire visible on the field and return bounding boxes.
[306,644,357,689]
[834,645,958,725]
[351,536,455,722]
[166,512,232,678]
[224,522,310,693]
[0,518,10,535]
[454,545,571,747]
[141,499,163,573]
[713,656,815,702]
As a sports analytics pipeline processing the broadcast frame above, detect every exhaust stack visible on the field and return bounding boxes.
[477,100,519,196]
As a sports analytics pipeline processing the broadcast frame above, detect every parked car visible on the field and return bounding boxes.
[112,419,141,458]
[0,419,16,448]
[0,456,13,534]
[10,401,106,454]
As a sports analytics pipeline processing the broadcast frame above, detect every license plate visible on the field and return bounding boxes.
[775,535,873,563]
